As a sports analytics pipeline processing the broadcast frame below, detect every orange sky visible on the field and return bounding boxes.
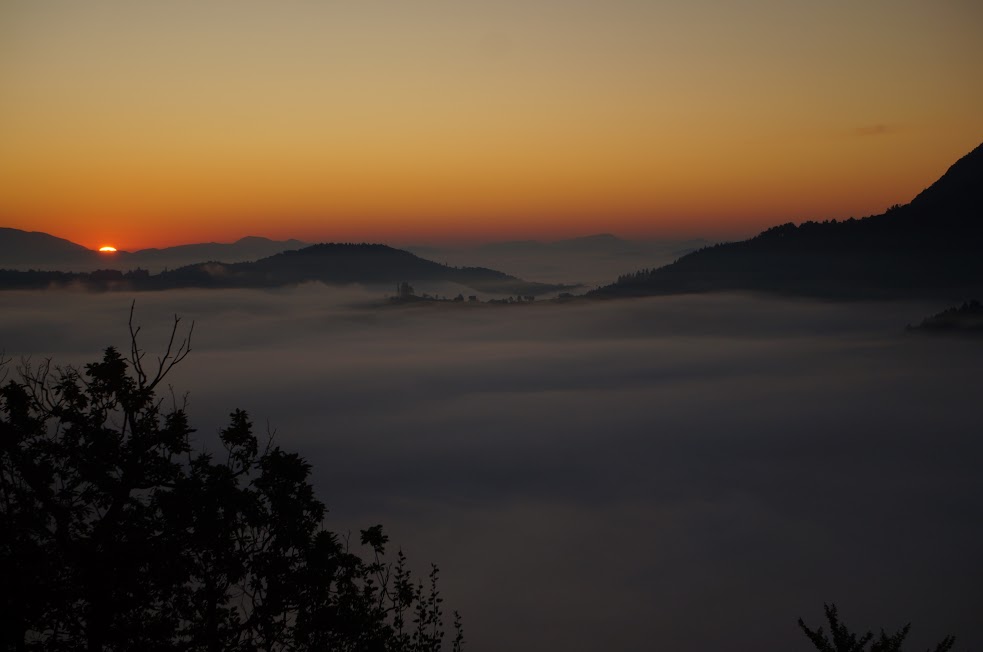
[1,0,982,251]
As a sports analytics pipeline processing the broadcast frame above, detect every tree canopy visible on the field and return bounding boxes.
[0,309,461,652]
[799,604,955,652]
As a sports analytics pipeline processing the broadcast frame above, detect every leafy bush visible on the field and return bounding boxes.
[1,308,461,652]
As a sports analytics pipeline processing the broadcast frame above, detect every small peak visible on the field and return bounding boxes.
[235,236,271,244]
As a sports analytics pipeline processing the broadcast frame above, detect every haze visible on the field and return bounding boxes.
[3,287,980,651]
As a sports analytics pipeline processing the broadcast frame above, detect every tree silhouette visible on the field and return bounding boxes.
[1,306,462,652]
[798,604,955,652]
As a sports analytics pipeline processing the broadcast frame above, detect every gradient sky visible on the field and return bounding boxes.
[2,0,982,250]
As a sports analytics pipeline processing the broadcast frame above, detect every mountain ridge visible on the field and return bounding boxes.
[0,230,310,271]
[0,241,569,296]
[593,140,983,300]
[0,227,94,267]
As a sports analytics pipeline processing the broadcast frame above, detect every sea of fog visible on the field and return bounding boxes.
[3,286,981,652]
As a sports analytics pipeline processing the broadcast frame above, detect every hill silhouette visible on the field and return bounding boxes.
[594,141,983,299]
[0,227,96,267]
[123,235,310,270]
[152,243,566,294]
[0,242,568,295]
[0,229,308,272]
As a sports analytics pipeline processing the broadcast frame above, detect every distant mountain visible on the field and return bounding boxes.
[151,243,566,295]
[477,233,655,256]
[125,236,309,270]
[407,235,708,288]
[0,243,569,296]
[0,228,96,268]
[594,142,983,300]
[544,233,645,254]
[0,229,308,272]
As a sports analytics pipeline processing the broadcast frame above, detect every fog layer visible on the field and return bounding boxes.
[2,286,980,651]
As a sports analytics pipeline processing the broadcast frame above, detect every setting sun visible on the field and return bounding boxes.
[98,246,117,252]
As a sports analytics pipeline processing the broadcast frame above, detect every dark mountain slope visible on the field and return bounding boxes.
[0,227,96,268]
[594,142,983,299]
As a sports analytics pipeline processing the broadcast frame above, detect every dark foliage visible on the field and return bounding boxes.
[908,300,983,333]
[0,307,462,652]
[799,604,955,652]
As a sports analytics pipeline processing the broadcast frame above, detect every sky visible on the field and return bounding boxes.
[2,0,982,250]
[3,288,981,651]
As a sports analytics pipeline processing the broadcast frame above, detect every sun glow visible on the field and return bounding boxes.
[98,246,117,252]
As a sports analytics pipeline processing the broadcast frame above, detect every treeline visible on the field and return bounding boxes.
[908,299,983,332]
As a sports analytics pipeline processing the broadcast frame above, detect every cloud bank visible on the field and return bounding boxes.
[2,286,980,652]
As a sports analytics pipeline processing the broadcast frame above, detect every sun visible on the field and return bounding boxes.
[98,246,117,252]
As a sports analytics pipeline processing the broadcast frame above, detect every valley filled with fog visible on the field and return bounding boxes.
[3,286,981,651]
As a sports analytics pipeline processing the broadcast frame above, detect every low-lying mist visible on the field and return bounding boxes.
[3,286,980,652]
